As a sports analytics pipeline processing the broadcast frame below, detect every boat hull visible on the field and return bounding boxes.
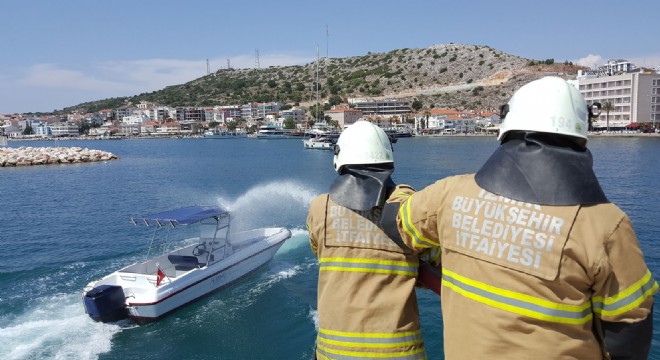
[128,239,284,324]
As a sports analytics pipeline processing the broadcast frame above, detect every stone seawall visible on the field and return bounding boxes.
[0,146,118,167]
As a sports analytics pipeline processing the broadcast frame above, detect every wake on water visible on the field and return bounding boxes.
[1,180,320,360]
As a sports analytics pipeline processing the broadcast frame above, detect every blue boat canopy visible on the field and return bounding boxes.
[131,205,228,227]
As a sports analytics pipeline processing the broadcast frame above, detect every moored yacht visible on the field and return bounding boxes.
[255,125,299,139]
[203,128,247,139]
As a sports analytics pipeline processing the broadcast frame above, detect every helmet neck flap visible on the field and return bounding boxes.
[329,164,395,211]
[475,131,608,206]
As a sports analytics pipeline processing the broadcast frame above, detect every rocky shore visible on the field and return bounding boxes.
[0,146,118,167]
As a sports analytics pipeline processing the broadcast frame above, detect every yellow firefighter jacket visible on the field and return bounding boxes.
[307,185,436,360]
[396,174,657,359]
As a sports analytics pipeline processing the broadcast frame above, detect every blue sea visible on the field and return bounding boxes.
[0,136,658,359]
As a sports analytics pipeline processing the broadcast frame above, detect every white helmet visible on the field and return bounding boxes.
[333,120,393,172]
[498,76,589,141]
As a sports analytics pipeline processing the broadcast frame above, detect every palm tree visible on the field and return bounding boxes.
[603,102,614,132]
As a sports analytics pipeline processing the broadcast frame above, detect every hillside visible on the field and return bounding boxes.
[62,44,585,114]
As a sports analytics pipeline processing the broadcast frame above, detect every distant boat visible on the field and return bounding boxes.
[385,125,414,138]
[203,129,247,139]
[302,133,338,150]
[302,124,339,150]
[255,125,299,139]
[82,205,291,324]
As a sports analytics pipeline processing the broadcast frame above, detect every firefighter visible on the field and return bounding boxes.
[307,120,435,359]
[382,77,657,359]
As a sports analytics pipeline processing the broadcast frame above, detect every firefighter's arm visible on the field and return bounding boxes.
[381,183,441,251]
[307,195,327,257]
[601,309,653,360]
[592,215,658,359]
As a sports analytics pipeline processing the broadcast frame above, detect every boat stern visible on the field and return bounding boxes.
[83,284,129,323]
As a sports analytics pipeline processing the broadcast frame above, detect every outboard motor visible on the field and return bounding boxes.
[83,285,128,322]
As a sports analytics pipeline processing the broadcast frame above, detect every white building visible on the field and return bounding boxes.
[577,70,660,128]
[50,123,80,137]
[122,114,151,125]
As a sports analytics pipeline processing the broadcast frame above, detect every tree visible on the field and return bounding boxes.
[329,95,343,106]
[283,117,296,129]
[412,99,423,112]
[602,102,614,132]
[23,125,33,135]
[227,121,238,131]
[424,109,431,130]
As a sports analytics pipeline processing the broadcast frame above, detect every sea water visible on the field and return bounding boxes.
[0,136,658,359]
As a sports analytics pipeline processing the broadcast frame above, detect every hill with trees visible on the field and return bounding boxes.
[61,43,584,114]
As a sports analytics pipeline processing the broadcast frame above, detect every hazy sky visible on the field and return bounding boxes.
[2,0,658,114]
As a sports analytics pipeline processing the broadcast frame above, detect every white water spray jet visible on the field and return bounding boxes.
[215,180,321,232]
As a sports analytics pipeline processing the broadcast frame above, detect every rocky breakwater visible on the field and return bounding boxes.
[0,146,118,167]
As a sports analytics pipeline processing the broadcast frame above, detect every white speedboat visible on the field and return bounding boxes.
[203,129,247,139]
[82,205,291,324]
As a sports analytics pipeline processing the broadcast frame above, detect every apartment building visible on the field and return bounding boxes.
[280,107,307,126]
[578,71,660,128]
[257,102,282,118]
[350,99,412,117]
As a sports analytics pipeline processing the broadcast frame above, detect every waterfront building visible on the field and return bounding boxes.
[324,106,362,129]
[156,122,182,135]
[577,70,660,128]
[140,121,160,136]
[280,107,307,127]
[349,99,412,118]
[217,105,242,119]
[50,122,80,137]
[118,123,141,136]
[176,108,204,122]
[122,115,150,125]
[241,103,259,120]
[257,102,282,119]
[33,122,52,137]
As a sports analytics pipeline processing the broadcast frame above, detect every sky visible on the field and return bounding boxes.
[1,0,659,114]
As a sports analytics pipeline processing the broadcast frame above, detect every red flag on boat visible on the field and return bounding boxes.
[156,267,166,287]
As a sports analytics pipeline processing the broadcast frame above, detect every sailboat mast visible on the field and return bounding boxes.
[316,45,320,122]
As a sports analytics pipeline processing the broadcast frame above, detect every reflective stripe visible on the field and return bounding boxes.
[316,343,426,360]
[442,268,592,325]
[319,257,417,276]
[593,270,659,317]
[316,328,426,359]
[318,328,424,348]
[399,198,437,248]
